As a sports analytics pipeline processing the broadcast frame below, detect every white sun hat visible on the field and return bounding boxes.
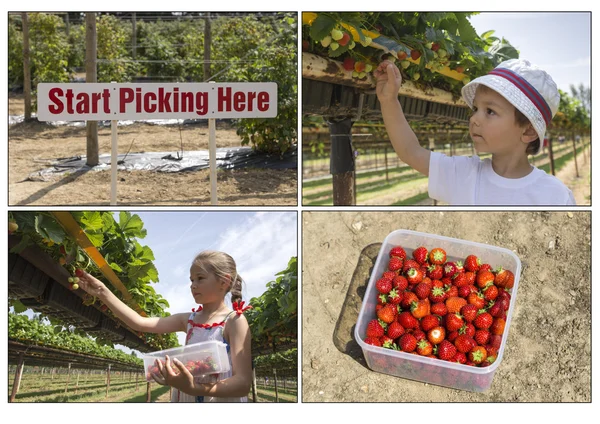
[461,59,560,154]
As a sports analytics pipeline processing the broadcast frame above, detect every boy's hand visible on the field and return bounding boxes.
[374,60,402,104]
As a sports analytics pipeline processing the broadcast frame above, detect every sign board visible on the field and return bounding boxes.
[37,82,278,121]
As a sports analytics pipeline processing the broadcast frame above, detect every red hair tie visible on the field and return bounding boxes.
[191,305,203,313]
[232,301,252,315]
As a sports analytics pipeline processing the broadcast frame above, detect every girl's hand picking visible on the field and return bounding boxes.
[74,270,107,298]
[374,60,402,104]
[152,355,195,394]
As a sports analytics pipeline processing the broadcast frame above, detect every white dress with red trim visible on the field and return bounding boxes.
[170,304,250,403]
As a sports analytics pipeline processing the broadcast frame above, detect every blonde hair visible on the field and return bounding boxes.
[192,250,243,303]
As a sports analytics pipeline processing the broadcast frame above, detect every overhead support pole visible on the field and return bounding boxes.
[327,117,355,206]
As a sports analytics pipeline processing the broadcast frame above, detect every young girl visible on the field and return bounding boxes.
[77,250,252,402]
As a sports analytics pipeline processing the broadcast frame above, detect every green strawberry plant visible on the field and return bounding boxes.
[246,256,297,354]
[9,211,179,350]
[302,12,520,98]
[9,312,144,367]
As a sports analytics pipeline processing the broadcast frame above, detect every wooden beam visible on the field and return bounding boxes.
[302,52,467,107]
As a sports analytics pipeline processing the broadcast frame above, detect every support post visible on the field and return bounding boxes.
[75,370,80,395]
[64,362,72,394]
[85,12,99,166]
[328,117,355,205]
[572,132,579,178]
[273,369,279,403]
[209,81,217,205]
[146,382,151,402]
[131,12,136,59]
[21,13,32,121]
[204,13,211,81]
[384,146,389,183]
[106,364,111,398]
[136,371,139,391]
[251,360,258,402]
[9,353,25,402]
[548,136,556,176]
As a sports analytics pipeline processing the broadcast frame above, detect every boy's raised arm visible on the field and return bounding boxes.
[375,61,431,176]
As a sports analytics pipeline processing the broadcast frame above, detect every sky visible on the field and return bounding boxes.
[468,12,590,94]
[20,211,298,352]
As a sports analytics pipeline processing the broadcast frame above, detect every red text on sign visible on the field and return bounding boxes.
[217,87,270,113]
[48,88,110,115]
[119,87,208,115]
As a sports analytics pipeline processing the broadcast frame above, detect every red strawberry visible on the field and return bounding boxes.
[412,329,426,342]
[469,346,488,364]
[454,335,476,353]
[402,259,421,274]
[364,336,382,347]
[388,257,403,272]
[446,313,465,332]
[429,286,446,303]
[460,304,478,322]
[414,282,431,300]
[342,56,355,71]
[392,275,408,292]
[412,246,428,265]
[445,296,467,314]
[489,334,503,349]
[381,335,396,349]
[401,291,419,309]
[366,319,385,338]
[447,330,459,343]
[427,326,446,345]
[443,262,458,278]
[483,284,499,301]
[453,351,467,364]
[454,261,464,273]
[387,288,402,305]
[494,267,515,289]
[445,285,459,299]
[430,302,447,316]
[497,290,511,310]
[462,323,476,338]
[398,311,419,330]
[431,42,440,52]
[376,278,392,294]
[377,303,397,324]
[377,293,387,305]
[399,334,417,352]
[75,268,84,277]
[474,311,493,329]
[406,268,423,285]
[455,65,465,73]
[428,248,446,265]
[410,49,421,60]
[420,314,440,332]
[338,32,351,46]
[490,318,506,336]
[382,271,396,280]
[389,246,407,259]
[464,255,481,272]
[386,321,405,340]
[416,339,433,356]
[464,271,476,286]
[452,273,469,288]
[474,329,490,346]
[410,299,430,319]
[458,285,475,298]
[354,61,366,73]
[476,270,495,288]
[426,264,443,280]
[488,301,503,317]
[437,340,457,360]
[479,263,492,272]
[302,40,309,51]
[467,292,486,310]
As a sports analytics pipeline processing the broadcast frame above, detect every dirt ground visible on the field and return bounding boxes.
[302,211,591,402]
[9,96,297,206]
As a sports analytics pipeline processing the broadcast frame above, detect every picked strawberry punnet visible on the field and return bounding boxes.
[363,244,515,369]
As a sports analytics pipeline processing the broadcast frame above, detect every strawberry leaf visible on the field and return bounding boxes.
[456,13,478,42]
[309,14,336,42]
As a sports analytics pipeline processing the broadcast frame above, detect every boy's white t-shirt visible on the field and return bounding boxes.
[428,152,576,205]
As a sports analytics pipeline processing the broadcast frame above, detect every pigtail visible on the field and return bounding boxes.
[230,273,243,304]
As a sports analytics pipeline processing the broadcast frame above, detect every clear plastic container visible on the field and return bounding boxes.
[355,229,521,392]
[143,340,230,382]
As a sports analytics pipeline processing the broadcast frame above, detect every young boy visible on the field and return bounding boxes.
[374,58,576,205]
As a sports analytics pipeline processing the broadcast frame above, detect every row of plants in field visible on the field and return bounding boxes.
[9,312,143,367]
[8,12,297,155]
[9,211,179,350]
[246,257,298,354]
